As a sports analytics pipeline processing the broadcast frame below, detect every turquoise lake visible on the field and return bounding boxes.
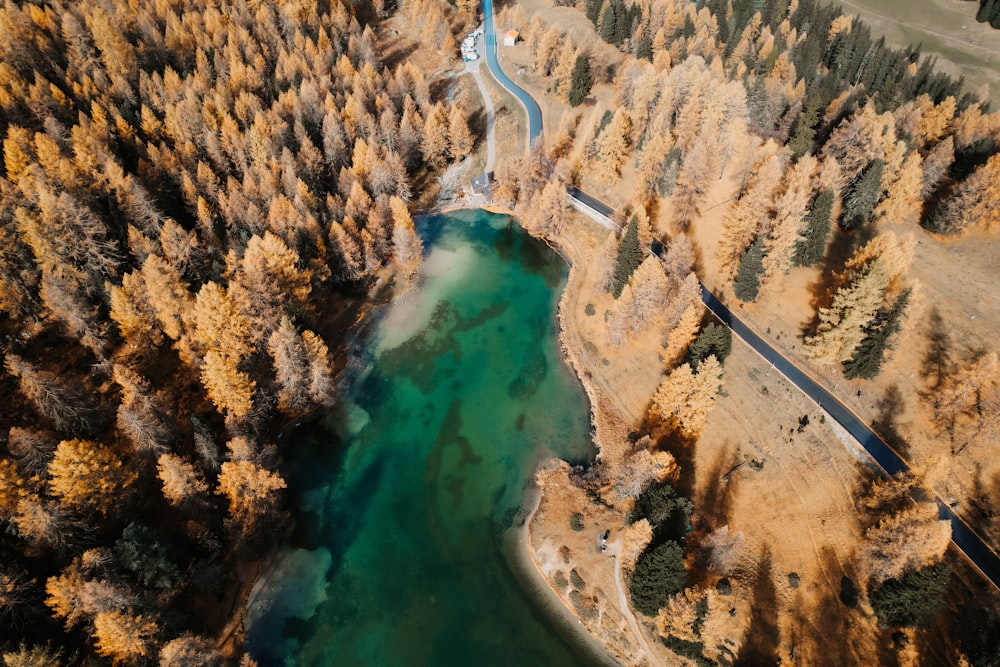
[247,209,602,666]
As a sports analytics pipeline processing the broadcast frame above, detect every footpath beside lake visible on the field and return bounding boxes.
[246,209,611,665]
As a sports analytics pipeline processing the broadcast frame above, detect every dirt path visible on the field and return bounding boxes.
[468,64,496,173]
[608,540,657,666]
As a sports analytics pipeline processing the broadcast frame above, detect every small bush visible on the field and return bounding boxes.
[569,513,585,532]
[584,303,596,316]
[716,578,732,596]
[788,572,800,589]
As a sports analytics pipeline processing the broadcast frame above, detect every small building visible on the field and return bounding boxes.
[471,172,493,196]
[503,29,519,47]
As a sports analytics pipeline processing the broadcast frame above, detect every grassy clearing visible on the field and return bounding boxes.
[832,0,1000,97]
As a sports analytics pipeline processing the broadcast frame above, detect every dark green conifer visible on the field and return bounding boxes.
[843,289,911,379]
[734,236,766,302]
[568,54,592,107]
[793,190,835,267]
[611,216,642,298]
[841,159,884,230]
[789,101,820,159]
[636,34,653,61]
[685,322,733,369]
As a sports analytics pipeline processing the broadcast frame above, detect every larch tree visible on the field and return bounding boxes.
[217,440,287,537]
[717,143,785,276]
[594,108,632,181]
[862,501,951,586]
[651,355,724,438]
[421,102,450,168]
[48,440,135,517]
[200,351,255,420]
[228,231,312,344]
[805,260,889,365]
[447,104,474,161]
[156,454,209,507]
[525,179,570,237]
[920,136,954,198]
[93,609,159,665]
[108,271,163,351]
[623,255,670,335]
[662,303,703,367]
[931,352,1000,455]
[4,353,90,433]
[763,155,818,278]
[872,151,924,226]
[113,366,171,454]
[191,281,255,360]
[141,253,193,344]
[390,195,423,269]
[159,635,222,667]
[927,152,1000,234]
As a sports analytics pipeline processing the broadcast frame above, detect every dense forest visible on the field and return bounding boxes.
[0,0,481,662]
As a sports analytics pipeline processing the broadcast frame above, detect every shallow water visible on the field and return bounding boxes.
[247,210,599,666]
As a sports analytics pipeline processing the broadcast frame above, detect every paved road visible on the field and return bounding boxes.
[482,0,543,151]
[568,186,1000,590]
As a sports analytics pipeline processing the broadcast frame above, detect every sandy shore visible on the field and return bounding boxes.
[504,479,624,667]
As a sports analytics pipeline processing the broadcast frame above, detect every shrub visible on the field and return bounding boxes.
[569,513,585,532]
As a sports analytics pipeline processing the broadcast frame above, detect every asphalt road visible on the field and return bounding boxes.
[568,187,1000,590]
[483,0,543,149]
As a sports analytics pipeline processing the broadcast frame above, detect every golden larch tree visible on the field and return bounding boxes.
[447,104,474,161]
[48,439,135,517]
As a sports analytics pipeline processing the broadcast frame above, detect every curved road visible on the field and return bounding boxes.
[483,0,543,151]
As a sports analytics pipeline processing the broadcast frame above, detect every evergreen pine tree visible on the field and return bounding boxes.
[599,1,617,43]
[586,0,603,25]
[613,0,632,45]
[793,190,835,267]
[841,159,885,230]
[568,55,593,107]
[789,102,820,159]
[612,216,643,298]
[843,288,911,379]
[870,562,951,628]
[685,322,733,369]
[636,35,653,61]
[733,236,766,302]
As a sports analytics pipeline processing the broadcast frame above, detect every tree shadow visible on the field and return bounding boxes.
[789,546,894,665]
[468,107,487,152]
[379,40,419,71]
[696,441,739,528]
[734,546,780,666]
[802,226,877,338]
[966,464,1000,543]
[871,384,910,460]
[918,308,953,394]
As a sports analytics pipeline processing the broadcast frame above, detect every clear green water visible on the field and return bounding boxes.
[247,210,597,666]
